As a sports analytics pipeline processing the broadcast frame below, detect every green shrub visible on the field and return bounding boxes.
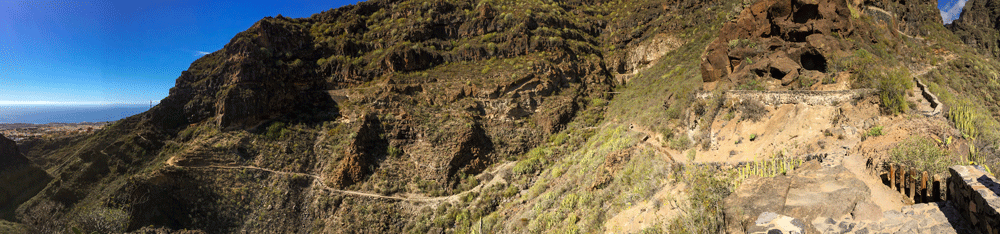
[891,136,954,173]
[866,125,884,137]
[266,122,286,140]
[387,146,402,157]
[549,132,569,145]
[876,68,913,115]
[513,148,550,175]
[667,166,730,233]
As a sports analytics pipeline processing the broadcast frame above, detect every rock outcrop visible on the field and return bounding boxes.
[701,0,853,88]
[948,0,1000,58]
[331,113,387,188]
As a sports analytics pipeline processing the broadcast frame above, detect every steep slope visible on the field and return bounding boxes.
[0,134,50,222]
[948,0,1000,58]
[6,0,1000,233]
[11,0,714,233]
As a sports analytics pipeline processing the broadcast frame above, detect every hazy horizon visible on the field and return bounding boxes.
[0,103,151,124]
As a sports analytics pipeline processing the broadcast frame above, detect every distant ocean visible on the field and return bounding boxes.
[0,104,151,124]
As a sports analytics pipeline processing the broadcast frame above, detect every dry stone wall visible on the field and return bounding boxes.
[913,77,942,117]
[696,89,876,106]
[948,165,1000,234]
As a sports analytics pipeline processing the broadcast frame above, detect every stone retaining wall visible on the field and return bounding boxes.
[696,89,876,106]
[913,78,943,117]
[948,165,1000,234]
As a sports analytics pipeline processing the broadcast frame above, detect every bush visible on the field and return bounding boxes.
[667,166,730,233]
[266,122,286,140]
[513,148,550,175]
[876,68,913,115]
[76,207,129,233]
[387,146,402,157]
[891,136,954,173]
[866,125,884,137]
[738,101,767,122]
[548,132,569,145]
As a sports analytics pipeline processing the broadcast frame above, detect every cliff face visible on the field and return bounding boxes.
[8,0,1000,232]
[948,0,1000,58]
[864,0,944,35]
[14,0,715,232]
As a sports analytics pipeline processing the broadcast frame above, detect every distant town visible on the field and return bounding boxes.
[0,122,109,142]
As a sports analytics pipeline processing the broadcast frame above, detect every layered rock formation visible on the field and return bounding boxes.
[948,0,1000,58]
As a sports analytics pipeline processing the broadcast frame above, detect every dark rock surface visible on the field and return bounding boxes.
[0,134,51,221]
[0,134,28,170]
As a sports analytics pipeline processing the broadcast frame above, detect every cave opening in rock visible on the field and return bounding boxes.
[786,31,815,42]
[793,4,820,24]
[800,51,828,72]
[770,67,787,79]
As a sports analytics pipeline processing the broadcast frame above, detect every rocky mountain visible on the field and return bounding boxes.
[4,0,1000,233]
[948,0,1000,58]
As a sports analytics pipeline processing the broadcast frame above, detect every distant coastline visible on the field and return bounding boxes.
[0,104,151,124]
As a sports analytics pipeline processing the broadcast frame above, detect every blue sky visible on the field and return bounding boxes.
[939,0,969,24]
[0,0,355,105]
[0,1,969,105]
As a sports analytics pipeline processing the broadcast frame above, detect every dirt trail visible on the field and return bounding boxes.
[165,156,512,204]
[628,123,676,162]
[841,149,910,212]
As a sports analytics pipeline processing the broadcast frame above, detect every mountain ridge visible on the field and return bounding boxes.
[4,0,1000,233]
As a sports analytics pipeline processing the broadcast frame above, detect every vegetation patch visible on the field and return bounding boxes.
[891,136,956,173]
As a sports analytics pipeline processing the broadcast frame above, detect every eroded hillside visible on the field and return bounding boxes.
[4,0,1000,233]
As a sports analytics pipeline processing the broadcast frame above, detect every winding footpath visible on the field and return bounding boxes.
[164,156,511,204]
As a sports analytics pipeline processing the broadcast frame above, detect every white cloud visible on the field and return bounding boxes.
[941,0,969,24]
[195,51,211,56]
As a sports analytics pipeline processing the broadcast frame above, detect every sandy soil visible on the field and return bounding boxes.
[604,183,688,233]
